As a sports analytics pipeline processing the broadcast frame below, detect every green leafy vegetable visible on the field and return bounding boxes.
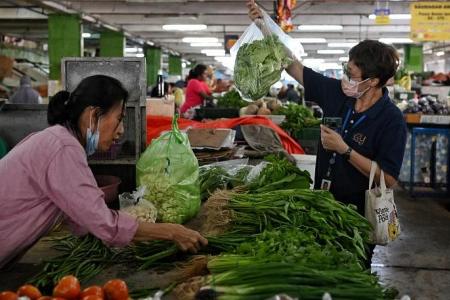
[275,103,321,137]
[216,90,249,109]
[234,35,293,100]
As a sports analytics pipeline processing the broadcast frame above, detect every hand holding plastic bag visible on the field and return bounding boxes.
[232,4,303,100]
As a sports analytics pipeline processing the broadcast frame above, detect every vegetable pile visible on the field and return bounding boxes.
[234,35,292,100]
[274,103,321,137]
[2,275,129,300]
[26,154,397,299]
[216,90,248,109]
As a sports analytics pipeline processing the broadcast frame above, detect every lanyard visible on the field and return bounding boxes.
[341,108,367,138]
[325,108,367,179]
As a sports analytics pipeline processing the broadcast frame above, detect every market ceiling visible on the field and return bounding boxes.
[1,0,414,66]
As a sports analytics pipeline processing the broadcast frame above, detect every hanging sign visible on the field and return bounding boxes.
[410,2,450,41]
[374,8,391,25]
[224,34,239,54]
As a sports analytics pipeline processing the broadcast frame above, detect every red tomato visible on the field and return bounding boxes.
[103,279,128,300]
[36,297,52,300]
[53,275,80,300]
[51,298,66,300]
[0,291,18,300]
[81,295,103,300]
[80,286,104,299]
[17,285,42,300]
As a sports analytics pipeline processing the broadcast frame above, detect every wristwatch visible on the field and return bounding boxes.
[343,147,352,160]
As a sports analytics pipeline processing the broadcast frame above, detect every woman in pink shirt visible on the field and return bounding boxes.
[180,64,214,119]
[0,75,207,269]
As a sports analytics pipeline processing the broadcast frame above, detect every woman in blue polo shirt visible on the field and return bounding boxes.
[248,1,407,263]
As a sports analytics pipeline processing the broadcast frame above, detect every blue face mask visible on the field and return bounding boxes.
[86,112,100,156]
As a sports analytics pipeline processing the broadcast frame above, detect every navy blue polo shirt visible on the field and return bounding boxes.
[303,67,407,214]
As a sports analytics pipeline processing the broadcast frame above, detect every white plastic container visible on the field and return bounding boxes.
[292,154,316,189]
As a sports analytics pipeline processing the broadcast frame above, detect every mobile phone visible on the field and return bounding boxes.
[322,117,342,130]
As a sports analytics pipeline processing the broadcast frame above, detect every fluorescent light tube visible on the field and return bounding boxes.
[328,42,357,48]
[317,49,345,54]
[183,37,218,43]
[339,57,349,62]
[298,25,343,31]
[295,38,327,43]
[190,42,222,47]
[379,38,413,44]
[163,24,207,31]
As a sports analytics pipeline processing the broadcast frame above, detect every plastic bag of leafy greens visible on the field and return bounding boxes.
[136,116,200,224]
[231,8,303,101]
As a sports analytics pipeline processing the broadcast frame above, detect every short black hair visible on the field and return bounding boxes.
[48,75,128,137]
[349,40,399,88]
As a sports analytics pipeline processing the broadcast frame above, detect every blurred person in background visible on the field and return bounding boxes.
[286,83,301,103]
[9,75,42,104]
[180,64,214,119]
[168,80,186,113]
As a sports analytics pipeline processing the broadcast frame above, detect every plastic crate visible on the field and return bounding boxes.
[195,107,240,120]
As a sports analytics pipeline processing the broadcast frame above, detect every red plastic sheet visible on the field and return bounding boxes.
[146,116,304,154]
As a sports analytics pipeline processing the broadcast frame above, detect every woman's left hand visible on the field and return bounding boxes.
[320,125,348,154]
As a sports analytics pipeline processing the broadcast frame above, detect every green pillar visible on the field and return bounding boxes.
[48,14,82,80]
[404,45,423,73]
[145,47,161,86]
[99,30,125,57]
[168,54,182,76]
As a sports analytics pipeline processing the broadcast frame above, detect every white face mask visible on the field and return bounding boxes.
[341,74,371,99]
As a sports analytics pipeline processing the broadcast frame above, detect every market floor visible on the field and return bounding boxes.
[371,188,450,300]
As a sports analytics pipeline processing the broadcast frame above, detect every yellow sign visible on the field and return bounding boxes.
[376,15,390,25]
[410,2,450,41]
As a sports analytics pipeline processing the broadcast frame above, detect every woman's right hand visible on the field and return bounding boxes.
[134,221,208,253]
[247,0,262,21]
[165,223,208,253]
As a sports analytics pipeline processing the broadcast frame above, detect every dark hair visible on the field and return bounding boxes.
[287,84,294,89]
[48,75,128,136]
[349,40,399,88]
[187,64,207,81]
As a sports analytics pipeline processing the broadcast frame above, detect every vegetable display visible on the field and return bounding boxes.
[216,90,248,109]
[274,103,321,137]
[234,35,292,100]
[1,276,129,300]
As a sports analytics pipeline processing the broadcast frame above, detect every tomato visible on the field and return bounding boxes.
[36,297,52,300]
[51,298,66,300]
[80,286,104,299]
[0,291,18,300]
[81,296,103,300]
[103,279,128,300]
[52,275,80,300]
[17,285,42,300]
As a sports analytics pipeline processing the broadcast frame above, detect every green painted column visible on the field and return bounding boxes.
[168,54,182,76]
[145,46,161,86]
[99,30,125,57]
[48,14,82,80]
[404,45,423,73]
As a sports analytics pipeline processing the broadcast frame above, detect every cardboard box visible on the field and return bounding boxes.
[146,97,175,116]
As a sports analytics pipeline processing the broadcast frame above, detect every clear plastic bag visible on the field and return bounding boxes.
[231,9,304,100]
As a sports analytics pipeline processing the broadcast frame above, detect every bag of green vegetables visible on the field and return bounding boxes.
[136,116,200,224]
[231,8,304,100]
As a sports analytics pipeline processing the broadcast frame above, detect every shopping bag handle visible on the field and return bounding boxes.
[369,161,387,193]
